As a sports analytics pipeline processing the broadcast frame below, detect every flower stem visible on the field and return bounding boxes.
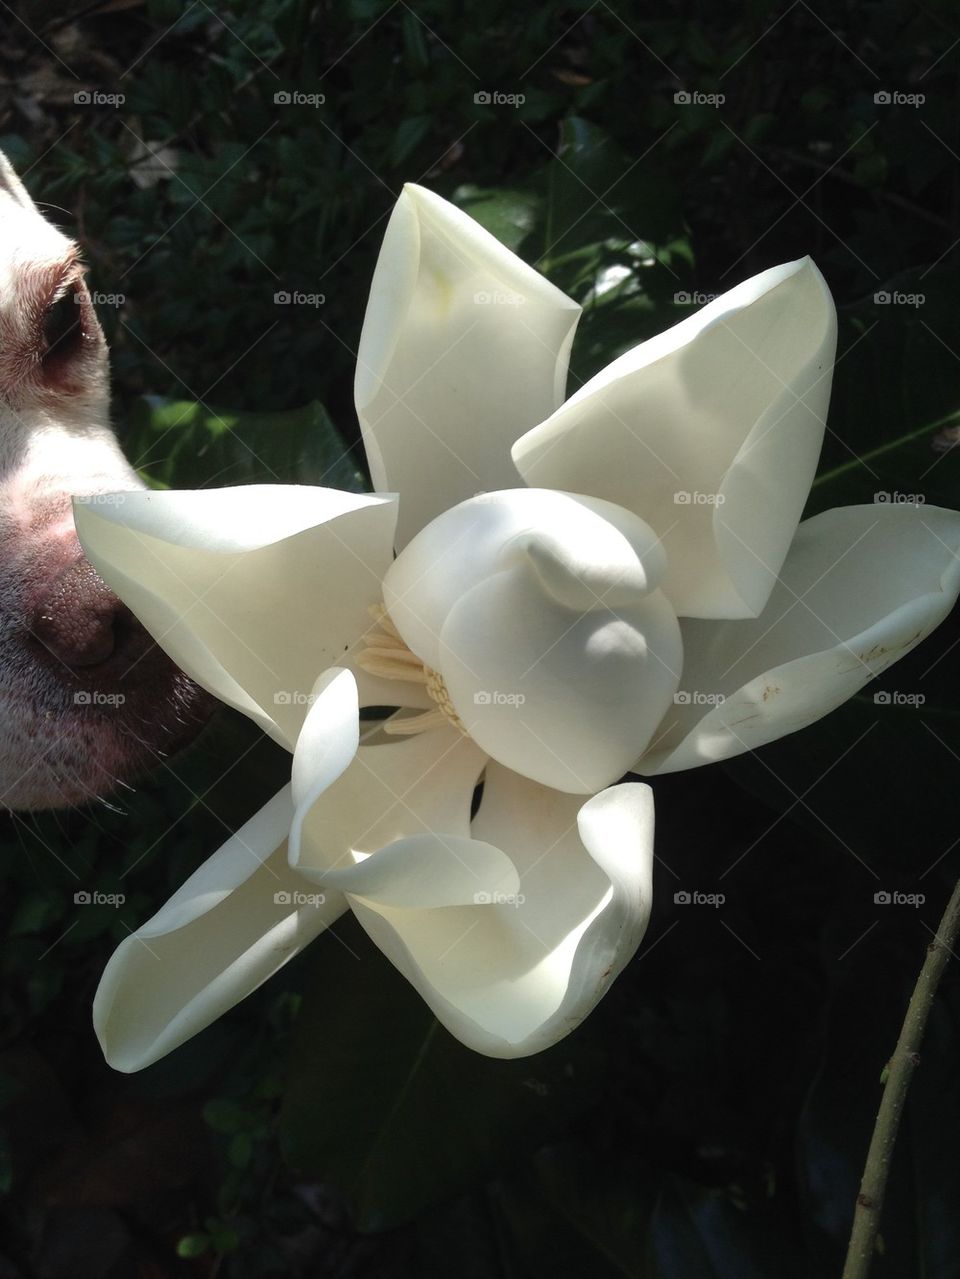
[841,876,960,1279]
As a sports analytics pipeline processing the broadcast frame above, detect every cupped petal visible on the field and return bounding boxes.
[439,563,681,793]
[73,486,420,750]
[512,259,837,619]
[289,724,489,879]
[355,184,581,549]
[93,786,348,1073]
[383,487,667,671]
[637,504,960,774]
[348,765,655,1058]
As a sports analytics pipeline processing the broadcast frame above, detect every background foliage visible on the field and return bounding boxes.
[1,1,960,1275]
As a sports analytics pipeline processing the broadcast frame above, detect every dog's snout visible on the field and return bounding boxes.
[10,539,216,809]
[0,149,216,809]
[31,557,135,669]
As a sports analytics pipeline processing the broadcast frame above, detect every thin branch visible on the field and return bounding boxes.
[842,876,960,1278]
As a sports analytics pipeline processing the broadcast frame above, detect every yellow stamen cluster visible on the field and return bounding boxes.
[355,603,465,736]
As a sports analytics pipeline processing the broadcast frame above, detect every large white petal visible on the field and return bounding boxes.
[512,259,837,619]
[349,765,655,1058]
[74,486,415,750]
[93,786,348,1073]
[355,184,581,549]
[637,504,960,773]
[289,724,488,878]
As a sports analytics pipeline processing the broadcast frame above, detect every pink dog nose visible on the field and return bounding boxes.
[31,557,133,668]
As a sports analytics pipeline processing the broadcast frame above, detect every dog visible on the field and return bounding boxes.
[0,151,211,810]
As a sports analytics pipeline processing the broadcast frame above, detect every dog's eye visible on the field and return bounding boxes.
[41,288,83,362]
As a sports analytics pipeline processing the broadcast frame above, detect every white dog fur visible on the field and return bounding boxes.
[0,152,209,809]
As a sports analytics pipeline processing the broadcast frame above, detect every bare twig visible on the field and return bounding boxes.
[842,876,960,1278]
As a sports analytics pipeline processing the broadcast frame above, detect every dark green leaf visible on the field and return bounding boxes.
[280,917,603,1231]
[125,396,366,491]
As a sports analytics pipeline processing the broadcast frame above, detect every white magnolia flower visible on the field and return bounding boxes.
[75,185,960,1074]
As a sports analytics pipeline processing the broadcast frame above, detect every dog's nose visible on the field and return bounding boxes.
[30,557,133,668]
